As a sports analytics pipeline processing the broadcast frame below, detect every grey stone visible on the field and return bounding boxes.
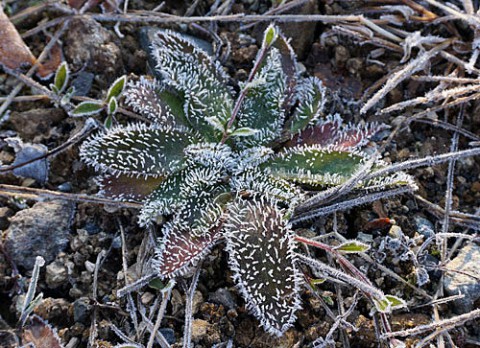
[45,260,68,289]
[73,297,91,323]
[443,244,480,312]
[159,328,175,344]
[4,201,74,270]
[208,287,236,310]
[414,216,435,238]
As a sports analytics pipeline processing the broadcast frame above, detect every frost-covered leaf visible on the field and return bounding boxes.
[237,48,287,147]
[107,96,118,116]
[374,295,406,313]
[224,197,301,336]
[80,123,198,177]
[53,61,69,94]
[124,76,183,126]
[335,240,370,253]
[230,169,302,205]
[286,114,386,150]
[106,75,126,102]
[22,315,64,348]
[151,30,233,140]
[71,101,104,117]
[263,145,366,186]
[96,174,164,201]
[154,220,222,278]
[139,165,227,226]
[287,77,326,134]
[263,24,278,48]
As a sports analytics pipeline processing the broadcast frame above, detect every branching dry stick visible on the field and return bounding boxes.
[360,40,452,114]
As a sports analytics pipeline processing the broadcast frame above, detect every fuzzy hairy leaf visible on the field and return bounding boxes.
[224,197,301,336]
[154,190,226,277]
[71,101,103,116]
[230,169,303,206]
[139,165,227,226]
[124,76,184,126]
[151,30,233,140]
[264,145,366,186]
[287,77,326,134]
[80,123,198,177]
[237,48,287,147]
[22,315,63,348]
[286,114,386,150]
[96,174,164,201]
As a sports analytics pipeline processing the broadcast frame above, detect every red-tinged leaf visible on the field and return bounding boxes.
[224,197,301,336]
[333,122,388,150]
[285,114,342,148]
[285,114,387,150]
[0,5,36,70]
[154,219,222,278]
[96,174,164,201]
[22,315,64,348]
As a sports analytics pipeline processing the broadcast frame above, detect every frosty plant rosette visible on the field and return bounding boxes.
[80,25,415,336]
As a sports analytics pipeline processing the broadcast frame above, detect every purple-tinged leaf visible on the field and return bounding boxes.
[285,114,343,148]
[80,123,198,177]
[286,114,387,150]
[224,197,301,336]
[96,174,164,201]
[22,315,64,348]
[154,213,223,278]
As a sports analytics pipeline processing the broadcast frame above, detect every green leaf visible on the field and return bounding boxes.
[287,77,326,134]
[229,127,259,137]
[148,278,165,290]
[263,145,366,186]
[151,30,233,140]
[263,24,278,47]
[385,295,406,310]
[139,165,230,226]
[71,101,104,116]
[106,75,127,102]
[108,96,118,116]
[205,116,225,132]
[374,295,406,313]
[54,61,69,94]
[124,77,187,127]
[335,240,370,253]
[80,123,198,177]
[224,197,301,336]
[103,114,113,129]
[237,48,287,147]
